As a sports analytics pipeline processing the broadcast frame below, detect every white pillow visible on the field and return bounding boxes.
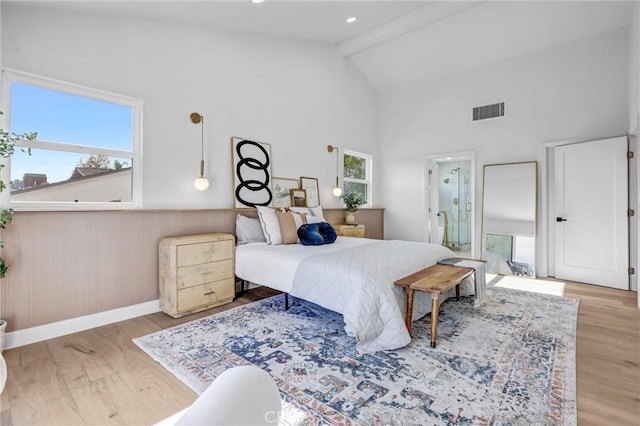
[291,205,326,222]
[289,207,311,216]
[306,215,324,224]
[309,205,326,222]
[235,214,266,245]
[256,206,282,245]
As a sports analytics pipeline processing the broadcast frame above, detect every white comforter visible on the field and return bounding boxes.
[290,239,473,353]
[235,237,375,293]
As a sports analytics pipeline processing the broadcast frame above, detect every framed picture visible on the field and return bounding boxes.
[291,188,307,207]
[272,177,299,208]
[300,176,320,207]
[231,137,272,208]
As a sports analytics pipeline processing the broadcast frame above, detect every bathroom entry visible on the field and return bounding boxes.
[438,161,472,253]
[425,153,475,259]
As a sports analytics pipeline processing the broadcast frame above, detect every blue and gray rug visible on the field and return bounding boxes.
[134,287,578,425]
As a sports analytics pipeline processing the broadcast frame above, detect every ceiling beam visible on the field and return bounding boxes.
[336,1,484,57]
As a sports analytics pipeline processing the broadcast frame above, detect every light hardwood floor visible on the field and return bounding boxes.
[1,283,639,425]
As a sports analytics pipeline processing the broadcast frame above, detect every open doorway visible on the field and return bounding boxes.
[425,151,476,259]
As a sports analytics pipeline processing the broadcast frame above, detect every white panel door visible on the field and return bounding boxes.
[554,136,628,289]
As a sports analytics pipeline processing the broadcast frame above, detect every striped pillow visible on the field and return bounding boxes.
[276,211,307,244]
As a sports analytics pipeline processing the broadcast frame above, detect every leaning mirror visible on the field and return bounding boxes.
[481,161,537,277]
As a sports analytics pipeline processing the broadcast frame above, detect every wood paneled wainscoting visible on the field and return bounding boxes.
[0,208,384,340]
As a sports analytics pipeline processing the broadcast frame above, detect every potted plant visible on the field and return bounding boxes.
[0,111,36,352]
[341,191,366,224]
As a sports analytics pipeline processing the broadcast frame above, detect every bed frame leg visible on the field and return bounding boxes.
[285,293,290,310]
[236,278,248,296]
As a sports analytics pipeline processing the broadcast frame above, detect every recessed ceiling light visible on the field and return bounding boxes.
[252,0,264,4]
[346,17,357,23]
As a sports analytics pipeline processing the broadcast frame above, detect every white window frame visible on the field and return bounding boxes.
[1,69,143,210]
[343,149,373,208]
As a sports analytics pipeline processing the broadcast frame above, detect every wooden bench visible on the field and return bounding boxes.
[395,263,474,348]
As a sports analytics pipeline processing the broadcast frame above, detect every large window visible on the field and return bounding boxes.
[343,149,372,207]
[2,70,142,209]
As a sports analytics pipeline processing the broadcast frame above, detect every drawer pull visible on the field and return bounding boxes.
[203,290,216,296]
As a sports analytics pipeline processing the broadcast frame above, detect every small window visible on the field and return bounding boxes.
[2,70,142,209]
[343,150,372,207]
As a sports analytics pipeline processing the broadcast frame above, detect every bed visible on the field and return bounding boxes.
[235,236,474,353]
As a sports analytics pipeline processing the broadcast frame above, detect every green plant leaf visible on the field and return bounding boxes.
[341,191,366,212]
[0,110,36,278]
[0,258,8,279]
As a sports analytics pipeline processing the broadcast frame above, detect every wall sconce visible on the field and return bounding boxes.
[190,112,209,191]
[327,145,343,197]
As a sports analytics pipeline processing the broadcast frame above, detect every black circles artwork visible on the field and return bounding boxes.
[231,137,273,208]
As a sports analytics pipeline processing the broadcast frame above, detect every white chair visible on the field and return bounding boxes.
[172,365,282,426]
[0,354,7,395]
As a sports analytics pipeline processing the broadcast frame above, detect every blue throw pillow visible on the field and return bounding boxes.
[318,222,337,244]
[297,223,325,246]
[297,222,337,245]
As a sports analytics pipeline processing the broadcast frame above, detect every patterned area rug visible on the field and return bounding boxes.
[134,287,578,425]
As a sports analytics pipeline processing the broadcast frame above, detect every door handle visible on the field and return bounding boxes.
[556,217,567,222]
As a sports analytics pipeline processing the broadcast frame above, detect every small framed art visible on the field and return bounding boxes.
[300,176,320,207]
[272,177,299,208]
[291,188,307,207]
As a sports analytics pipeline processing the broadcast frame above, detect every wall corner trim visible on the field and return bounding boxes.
[4,299,161,350]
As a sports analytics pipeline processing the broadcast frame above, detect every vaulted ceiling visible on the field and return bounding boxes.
[7,1,636,92]
[348,1,634,92]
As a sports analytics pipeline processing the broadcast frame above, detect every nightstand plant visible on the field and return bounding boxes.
[341,190,366,224]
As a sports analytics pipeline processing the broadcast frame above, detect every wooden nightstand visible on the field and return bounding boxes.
[333,224,366,238]
[159,233,235,318]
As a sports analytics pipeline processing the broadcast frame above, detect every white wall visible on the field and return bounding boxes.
[630,1,639,136]
[633,2,640,304]
[377,26,629,252]
[1,5,378,209]
[0,4,3,117]
[0,5,2,94]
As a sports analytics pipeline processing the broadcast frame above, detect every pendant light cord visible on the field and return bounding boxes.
[201,116,205,160]
[335,146,339,187]
[200,117,205,177]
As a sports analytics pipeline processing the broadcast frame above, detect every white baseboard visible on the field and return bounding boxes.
[5,299,161,350]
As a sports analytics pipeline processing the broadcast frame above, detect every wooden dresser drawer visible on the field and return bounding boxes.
[176,239,234,267]
[159,233,235,318]
[177,278,235,312]
[177,259,234,289]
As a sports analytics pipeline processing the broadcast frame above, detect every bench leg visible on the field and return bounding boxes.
[431,297,439,348]
[405,288,415,334]
[455,283,460,300]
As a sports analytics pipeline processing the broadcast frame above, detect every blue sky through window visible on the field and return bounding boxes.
[9,82,133,184]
